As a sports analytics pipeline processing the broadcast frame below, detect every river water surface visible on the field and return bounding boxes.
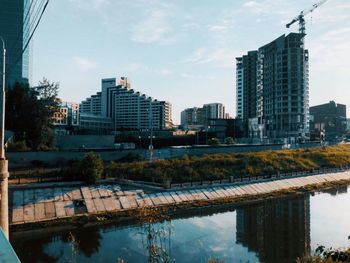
[11,186,350,263]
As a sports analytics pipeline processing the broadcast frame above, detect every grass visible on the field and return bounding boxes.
[105,145,350,185]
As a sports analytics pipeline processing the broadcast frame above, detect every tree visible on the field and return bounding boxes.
[225,137,235,145]
[79,152,104,184]
[5,79,59,150]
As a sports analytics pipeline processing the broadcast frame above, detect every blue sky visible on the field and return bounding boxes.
[32,0,350,123]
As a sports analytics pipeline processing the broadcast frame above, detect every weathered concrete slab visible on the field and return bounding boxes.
[93,197,106,212]
[201,190,216,200]
[175,191,189,202]
[23,204,35,222]
[64,201,75,216]
[189,190,202,201]
[34,203,45,221]
[90,187,101,199]
[102,197,119,212]
[169,192,182,204]
[193,189,209,200]
[119,196,132,209]
[81,187,93,199]
[126,195,138,208]
[12,207,24,223]
[162,193,176,204]
[84,198,97,213]
[72,189,83,200]
[44,202,56,219]
[54,201,66,218]
[213,188,226,198]
[156,193,169,205]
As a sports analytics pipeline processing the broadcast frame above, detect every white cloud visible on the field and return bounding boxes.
[73,57,97,70]
[131,9,172,44]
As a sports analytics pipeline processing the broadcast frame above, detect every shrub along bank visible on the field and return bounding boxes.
[105,145,350,185]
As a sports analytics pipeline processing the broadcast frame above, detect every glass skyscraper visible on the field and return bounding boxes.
[0,0,31,88]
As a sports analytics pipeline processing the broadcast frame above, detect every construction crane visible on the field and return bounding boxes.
[286,0,328,35]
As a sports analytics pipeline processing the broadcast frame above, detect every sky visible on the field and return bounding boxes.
[32,0,350,124]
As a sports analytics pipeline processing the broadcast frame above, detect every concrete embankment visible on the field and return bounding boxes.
[9,171,350,228]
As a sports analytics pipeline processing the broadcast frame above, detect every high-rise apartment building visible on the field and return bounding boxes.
[236,33,310,141]
[80,77,172,132]
[236,51,258,121]
[0,0,31,87]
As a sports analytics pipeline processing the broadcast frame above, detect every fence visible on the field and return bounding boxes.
[169,166,350,189]
[9,168,64,185]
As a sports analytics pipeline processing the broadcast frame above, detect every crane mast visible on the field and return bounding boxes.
[286,0,328,35]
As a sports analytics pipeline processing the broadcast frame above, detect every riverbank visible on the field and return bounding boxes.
[9,170,350,231]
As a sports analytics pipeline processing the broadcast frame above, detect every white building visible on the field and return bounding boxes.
[80,77,172,132]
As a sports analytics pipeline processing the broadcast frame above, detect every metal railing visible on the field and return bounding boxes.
[169,166,350,189]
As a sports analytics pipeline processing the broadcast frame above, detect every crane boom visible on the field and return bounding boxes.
[286,0,328,34]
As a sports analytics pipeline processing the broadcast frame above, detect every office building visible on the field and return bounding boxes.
[310,101,347,139]
[80,77,172,132]
[236,33,310,142]
[0,0,31,87]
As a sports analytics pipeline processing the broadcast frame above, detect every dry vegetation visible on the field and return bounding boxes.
[105,145,350,185]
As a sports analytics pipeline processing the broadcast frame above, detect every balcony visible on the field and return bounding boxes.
[0,229,20,262]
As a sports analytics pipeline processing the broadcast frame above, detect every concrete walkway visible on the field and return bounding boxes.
[9,171,350,226]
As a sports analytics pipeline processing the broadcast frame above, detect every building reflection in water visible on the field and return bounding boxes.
[236,194,310,263]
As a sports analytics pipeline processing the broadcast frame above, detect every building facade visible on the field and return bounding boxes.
[0,0,31,87]
[181,103,225,129]
[52,102,80,134]
[310,101,347,139]
[80,77,172,133]
[236,33,310,142]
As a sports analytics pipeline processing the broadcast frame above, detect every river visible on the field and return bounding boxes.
[10,185,350,263]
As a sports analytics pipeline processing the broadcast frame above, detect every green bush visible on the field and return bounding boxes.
[79,152,104,184]
[225,137,235,145]
[208,138,220,146]
[6,140,29,151]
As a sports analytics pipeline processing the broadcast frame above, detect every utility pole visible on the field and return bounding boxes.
[0,36,9,239]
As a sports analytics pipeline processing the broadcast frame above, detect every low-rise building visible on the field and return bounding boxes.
[52,101,80,135]
[310,101,347,140]
[180,103,226,129]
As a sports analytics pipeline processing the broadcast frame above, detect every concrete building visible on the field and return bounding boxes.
[181,103,225,129]
[310,101,347,139]
[80,77,172,133]
[52,102,80,134]
[236,51,258,121]
[236,33,310,142]
[0,0,31,87]
[180,107,203,128]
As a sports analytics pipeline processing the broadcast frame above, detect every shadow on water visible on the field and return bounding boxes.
[10,186,349,263]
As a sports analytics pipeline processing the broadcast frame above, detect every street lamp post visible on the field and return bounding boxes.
[0,36,9,239]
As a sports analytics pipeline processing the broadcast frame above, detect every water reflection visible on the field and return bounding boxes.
[60,227,102,258]
[236,195,310,263]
